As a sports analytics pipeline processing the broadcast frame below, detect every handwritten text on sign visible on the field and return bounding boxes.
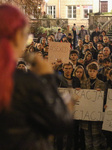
[103,89,112,131]
[58,88,104,121]
[48,42,70,63]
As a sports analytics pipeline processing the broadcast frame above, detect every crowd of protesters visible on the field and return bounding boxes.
[17,24,112,150]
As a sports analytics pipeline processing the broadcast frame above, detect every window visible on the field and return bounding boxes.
[84,9,88,18]
[67,6,76,19]
[47,6,56,18]
[83,6,93,19]
[89,9,93,14]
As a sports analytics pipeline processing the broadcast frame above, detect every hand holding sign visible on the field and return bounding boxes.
[103,89,112,131]
[48,42,70,63]
[58,88,104,121]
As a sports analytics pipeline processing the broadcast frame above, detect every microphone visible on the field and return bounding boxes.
[23,53,36,67]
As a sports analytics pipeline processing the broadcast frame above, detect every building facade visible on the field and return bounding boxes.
[44,0,100,28]
[100,0,109,13]
[101,1,108,12]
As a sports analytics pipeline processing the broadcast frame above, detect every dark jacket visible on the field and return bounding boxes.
[58,76,80,88]
[104,79,112,106]
[83,40,89,44]
[0,70,72,150]
[93,42,97,49]
[98,67,108,82]
[81,78,105,90]
[103,42,111,48]
[90,47,98,60]
[91,31,100,41]
[78,30,88,40]
[76,46,84,59]
[84,60,92,68]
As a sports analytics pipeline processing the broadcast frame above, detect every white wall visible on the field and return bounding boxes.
[108,0,112,12]
[93,0,99,13]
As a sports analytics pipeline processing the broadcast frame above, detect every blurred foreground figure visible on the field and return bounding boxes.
[17,61,27,72]
[0,5,72,150]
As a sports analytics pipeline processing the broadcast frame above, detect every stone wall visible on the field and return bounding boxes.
[30,18,68,28]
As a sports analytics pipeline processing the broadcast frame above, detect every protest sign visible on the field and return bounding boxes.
[48,42,70,63]
[102,89,112,131]
[58,88,104,121]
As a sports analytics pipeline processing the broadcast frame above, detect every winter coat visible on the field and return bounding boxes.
[0,70,72,150]
[58,76,80,88]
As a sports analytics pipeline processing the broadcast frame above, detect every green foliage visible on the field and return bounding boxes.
[101,12,112,15]
[30,25,67,37]
[30,18,68,37]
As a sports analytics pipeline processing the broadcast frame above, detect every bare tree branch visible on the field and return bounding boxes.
[0,0,44,18]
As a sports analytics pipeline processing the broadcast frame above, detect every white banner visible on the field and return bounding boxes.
[102,89,112,131]
[48,42,70,63]
[58,88,104,121]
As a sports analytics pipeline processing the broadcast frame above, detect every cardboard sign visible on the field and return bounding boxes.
[102,89,112,131]
[48,42,70,63]
[58,88,104,121]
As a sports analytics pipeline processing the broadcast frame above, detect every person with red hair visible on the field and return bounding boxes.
[0,4,72,150]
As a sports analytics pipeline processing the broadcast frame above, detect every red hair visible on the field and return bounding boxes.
[0,4,27,110]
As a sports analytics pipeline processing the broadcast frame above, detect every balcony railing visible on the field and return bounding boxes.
[101,17,112,33]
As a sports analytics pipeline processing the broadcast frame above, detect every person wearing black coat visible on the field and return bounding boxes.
[76,39,84,59]
[88,42,98,60]
[0,68,73,150]
[70,50,84,69]
[57,62,81,88]
[91,27,100,41]
[58,75,80,88]
[78,25,88,40]
[56,62,84,150]
[72,25,77,49]
[104,70,112,149]
[0,5,72,150]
